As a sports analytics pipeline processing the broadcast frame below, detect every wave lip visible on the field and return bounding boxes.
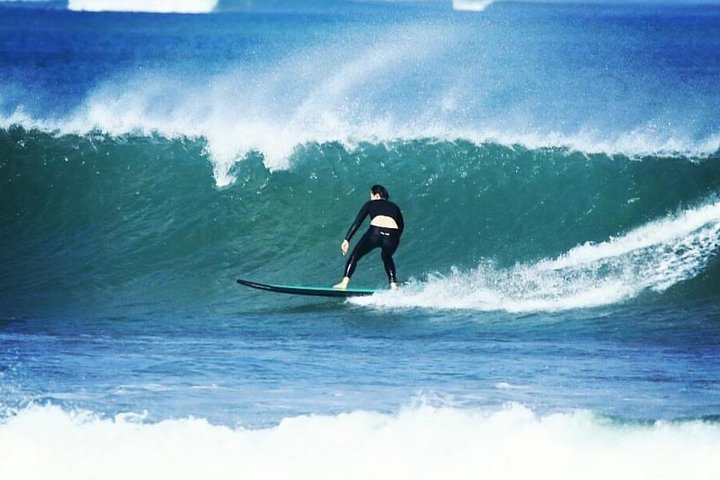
[67,0,219,14]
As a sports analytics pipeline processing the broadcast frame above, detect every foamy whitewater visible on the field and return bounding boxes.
[358,200,720,312]
[2,404,719,480]
[1,1,720,479]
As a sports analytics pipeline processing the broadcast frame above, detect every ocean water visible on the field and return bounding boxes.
[1,1,720,478]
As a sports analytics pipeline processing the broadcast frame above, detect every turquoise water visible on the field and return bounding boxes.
[1,1,720,478]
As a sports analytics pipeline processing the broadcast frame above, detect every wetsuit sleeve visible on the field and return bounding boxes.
[397,207,404,236]
[344,201,370,241]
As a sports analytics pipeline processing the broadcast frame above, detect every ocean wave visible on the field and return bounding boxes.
[2,7,719,187]
[2,127,719,315]
[1,403,718,480]
[67,0,219,14]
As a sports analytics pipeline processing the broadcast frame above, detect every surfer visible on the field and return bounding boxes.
[333,185,404,290]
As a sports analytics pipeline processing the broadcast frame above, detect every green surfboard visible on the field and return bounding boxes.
[237,278,376,297]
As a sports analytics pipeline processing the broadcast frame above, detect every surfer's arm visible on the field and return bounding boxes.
[396,208,404,236]
[344,201,370,241]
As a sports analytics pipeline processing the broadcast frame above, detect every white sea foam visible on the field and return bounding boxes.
[355,200,720,312]
[0,403,718,480]
[67,0,218,14]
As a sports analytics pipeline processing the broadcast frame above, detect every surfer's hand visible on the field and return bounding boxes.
[341,239,349,255]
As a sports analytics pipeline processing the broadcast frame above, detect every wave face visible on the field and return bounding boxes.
[1,128,719,316]
[1,403,719,480]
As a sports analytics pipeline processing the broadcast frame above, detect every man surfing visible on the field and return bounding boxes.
[334,185,404,290]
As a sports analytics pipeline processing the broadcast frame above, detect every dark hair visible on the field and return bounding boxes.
[371,184,389,200]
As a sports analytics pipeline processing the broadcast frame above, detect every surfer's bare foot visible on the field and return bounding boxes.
[390,282,398,290]
[333,277,350,289]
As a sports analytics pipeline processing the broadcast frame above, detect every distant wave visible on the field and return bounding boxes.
[452,0,495,12]
[67,0,218,14]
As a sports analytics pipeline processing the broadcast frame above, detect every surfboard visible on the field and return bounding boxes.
[236,278,376,298]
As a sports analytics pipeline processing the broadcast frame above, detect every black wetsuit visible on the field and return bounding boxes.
[343,199,404,284]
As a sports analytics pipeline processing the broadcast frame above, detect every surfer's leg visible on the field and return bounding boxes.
[344,230,378,279]
[380,233,400,286]
[334,230,379,288]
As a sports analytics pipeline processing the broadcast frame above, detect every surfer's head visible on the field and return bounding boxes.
[370,184,389,200]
